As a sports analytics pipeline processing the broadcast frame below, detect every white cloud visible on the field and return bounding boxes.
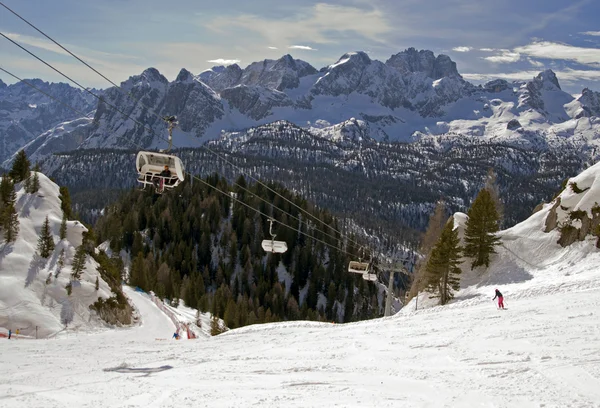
[580,31,600,36]
[206,58,240,65]
[4,32,70,56]
[267,46,278,50]
[528,58,545,68]
[452,46,472,52]
[479,48,497,52]
[484,50,521,63]
[463,68,600,83]
[515,41,600,66]
[289,45,317,51]
[206,3,392,45]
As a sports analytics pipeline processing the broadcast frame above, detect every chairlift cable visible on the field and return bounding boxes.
[0,5,366,252]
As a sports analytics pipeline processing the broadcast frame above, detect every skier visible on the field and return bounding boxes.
[172,332,179,340]
[492,288,505,309]
[8,329,11,339]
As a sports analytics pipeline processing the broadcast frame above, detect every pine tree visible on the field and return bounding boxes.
[464,189,500,269]
[59,214,67,240]
[37,216,55,258]
[2,180,19,243]
[9,150,30,183]
[210,315,224,336]
[56,248,65,277]
[59,186,73,219]
[95,276,99,291]
[425,218,462,305]
[71,244,87,281]
[30,171,40,193]
[24,174,32,193]
[484,168,504,227]
[408,200,447,301]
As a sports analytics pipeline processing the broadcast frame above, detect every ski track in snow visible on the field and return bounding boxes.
[1,285,599,407]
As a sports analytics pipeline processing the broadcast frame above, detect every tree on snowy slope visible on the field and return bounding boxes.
[484,168,504,228]
[464,189,500,269]
[59,214,67,240]
[0,176,19,243]
[408,200,447,301]
[71,243,87,281]
[425,218,462,305]
[9,150,30,183]
[37,216,55,258]
[27,165,41,194]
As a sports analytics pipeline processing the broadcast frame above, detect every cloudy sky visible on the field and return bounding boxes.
[1,0,599,93]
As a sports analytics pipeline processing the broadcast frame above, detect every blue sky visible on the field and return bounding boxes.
[1,0,599,93]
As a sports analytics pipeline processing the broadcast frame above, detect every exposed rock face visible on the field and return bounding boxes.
[518,70,564,116]
[199,64,243,93]
[577,88,600,118]
[507,119,522,130]
[240,54,317,91]
[385,48,460,79]
[200,55,317,93]
[484,79,510,93]
[544,198,561,232]
[221,85,293,120]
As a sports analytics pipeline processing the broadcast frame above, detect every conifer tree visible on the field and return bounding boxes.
[95,276,99,291]
[464,189,500,269]
[37,216,55,258]
[210,315,222,336]
[59,214,67,240]
[56,248,65,277]
[24,174,32,192]
[425,218,462,305]
[484,168,504,227]
[9,150,30,183]
[59,186,73,219]
[408,200,447,300]
[2,179,19,243]
[71,244,87,281]
[30,171,40,193]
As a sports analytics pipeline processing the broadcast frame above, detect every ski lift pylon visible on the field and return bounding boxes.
[261,217,288,253]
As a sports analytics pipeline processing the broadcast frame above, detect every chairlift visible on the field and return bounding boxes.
[135,116,185,194]
[261,217,288,254]
[348,260,369,274]
[362,272,377,282]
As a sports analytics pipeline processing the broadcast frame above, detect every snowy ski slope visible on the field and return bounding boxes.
[2,165,600,406]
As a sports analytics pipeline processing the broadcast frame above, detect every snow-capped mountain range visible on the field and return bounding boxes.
[3,48,600,166]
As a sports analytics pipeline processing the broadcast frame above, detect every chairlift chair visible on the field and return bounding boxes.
[348,260,370,274]
[261,217,288,254]
[135,115,185,194]
[136,151,185,194]
[362,272,377,282]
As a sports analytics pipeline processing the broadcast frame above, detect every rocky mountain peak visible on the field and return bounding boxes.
[0,79,6,89]
[386,48,459,79]
[176,68,194,83]
[577,88,600,117]
[331,51,372,69]
[534,69,561,90]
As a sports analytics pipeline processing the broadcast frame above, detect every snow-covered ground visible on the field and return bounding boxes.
[1,283,598,407]
[2,166,600,407]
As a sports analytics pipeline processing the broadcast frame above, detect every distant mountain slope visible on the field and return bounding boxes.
[7,48,600,166]
[0,79,97,162]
